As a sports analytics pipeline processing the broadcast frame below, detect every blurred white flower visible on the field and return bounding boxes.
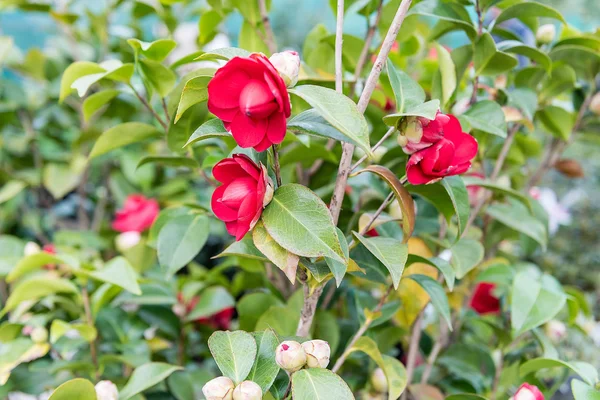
[115,231,141,252]
[545,320,567,343]
[370,368,388,393]
[8,393,38,400]
[530,187,579,235]
[95,380,118,400]
[536,24,556,44]
[23,242,41,256]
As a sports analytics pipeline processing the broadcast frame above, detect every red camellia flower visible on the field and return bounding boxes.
[112,194,159,233]
[465,171,486,206]
[405,113,477,185]
[176,294,234,330]
[207,54,291,151]
[211,154,273,241]
[469,282,501,315]
[514,383,544,400]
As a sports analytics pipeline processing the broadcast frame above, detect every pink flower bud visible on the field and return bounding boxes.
[590,92,600,116]
[536,24,555,44]
[514,383,544,400]
[269,51,300,87]
[232,381,262,400]
[275,340,306,372]
[95,381,119,400]
[30,327,48,344]
[370,368,388,393]
[202,377,235,400]
[545,320,567,343]
[301,340,330,368]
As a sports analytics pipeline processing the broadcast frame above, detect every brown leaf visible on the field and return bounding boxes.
[554,158,584,178]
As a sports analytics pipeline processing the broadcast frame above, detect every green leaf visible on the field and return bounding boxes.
[325,228,350,286]
[59,61,105,102]
[473,33,518,76]
[49,378,97,400]
[441,176,470,238]
[462,176,532,211]
[408,0,477,40]
[82,89,120,122]
[208,330,257,384]
[433,43,457,106]
[215,235,268,262]
[88,256,141,295]
[238,293,283,331]
[495,2,566,26]
[43,162,84,199]
[248,329,280,394]
[450,238,484,279]
[199,10,223,45]
[387,59,425,113]
[539,64,576,101]
[289,85,371,155]
[175,75,211,123]
[382,100,440,126]
[572,379,600,400]
[119,362,182,400]
[292,368,355,400]
[140,59,177,98]
[462,100,507,138]
[196,47,251,62]
[407,255,455,291]
[0,181,26,205]
[352,233,408,289]
[136,156,199,170]
[89,122,163,159]
[184,118,230,148]
[253,221,299,283]
[50,320,97,344]
[186,286,235,321]
[537,105,575,140]
[7,252,79,282]
[168,371,195,400]
[127,38,177,62]
[486,199,547,250]
[158,214,210,276]
[497,41,552,73]
[287,109,363,148]
[261,184,345,264]
[71,60,134,97]
[346,336,407,400]
[511,270,567,335]
[2,276,78,315]
[520,358,597,386]
[239,20,270,53]
[408,274,452,330]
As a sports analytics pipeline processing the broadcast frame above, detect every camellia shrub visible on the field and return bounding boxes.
[0,0,599,399]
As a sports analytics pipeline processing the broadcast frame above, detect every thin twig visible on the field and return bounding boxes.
[420,319,449,383]
[129,85,168,131]
[404,311,424,388]
[161,98,171,122]
[82,286,99,379]
[351,126,396,171]
[258,0,277,54]
[272,145,283,187]
[334,0,345,93]
[469,0,483,105]
[332,285,393,373]
[490,354,504,400]
[329,0,413,225]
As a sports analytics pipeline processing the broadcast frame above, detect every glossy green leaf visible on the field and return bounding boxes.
[59,61,105,102]
[136,156,198,170]
[89,256,141,295]
[462,176,532,211]
[43,162,84,199]
[0,180,26,205]
[158,214,210,275]
[289,85,371,155]
[82,89,120,122]
[7,252,78,282]
[184,118,230,148]
[168,371,195,400]
[497,41,552,72]
[2,276,78,315]
[262,184,345,264]
[248,329,280,393]
[474,33,518,76]
[71,60,134,97]
[441,176,470,238]
[195,47,251,62]
[253,221,299,283]
[325,228,350,286]
[215,235,268,262]
[537,105,575,140]
[89,122,163,159]
[495,2,566,26]
[287,109,362,147]
[451,238,484,279]
[387,59,425,113]
[520,358,597,386]
[383,99,440,126]
[186,286,235,321]
[208,330,257,384]
[292,368,355,400]
[408,274,452,330]
[539,64,576,101]
[50,320,97,344]
[462,100,507,138]
[119,362,182,400]
[175,75,211,123]
[433,43,457,106]
[407,254,455,291]
[352,233,408,289]
[140,59,177,98]
[48,378,97,400]
[127,38,177,62]
[487,199,547,250]
[408,0,477,40]
[572,379,600,400]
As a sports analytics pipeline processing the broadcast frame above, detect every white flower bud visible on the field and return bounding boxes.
[545,319,567,343]
[275,340,307,372]
[95,381,119,400]
[172,303,187,318]
[370,368,388,393]
[24,242,41,257]
[269,51,300,87]
[536,24,556,44]
[202,377,235,400]
[115,231,141,252]
[232,381,262,400]
[590,92,600,116]
[30,326,48,343]
[301,340,330,368]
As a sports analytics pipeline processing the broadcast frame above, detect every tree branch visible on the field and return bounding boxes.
[351,126,396,171]
[272,145,283,187]
[129,85,168,131]
[258,0,277,54]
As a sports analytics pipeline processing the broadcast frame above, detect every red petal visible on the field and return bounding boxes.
[230,112,268,148]
[211,185,238,222]
[233,154,261,180]
[239,80,277,119]
[220,178,257,209]
[237,195,258,223]
[225,220,239,237]
[208,104,238,123]
[253,135,272,152]
[255,54,291,117]
[213,158,247,184]
[452,133,478,165]
[208,66,250,109]
[266,112,287,144]
[407,163,435,185]
[422,139,455,174]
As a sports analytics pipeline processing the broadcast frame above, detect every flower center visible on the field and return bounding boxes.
[239,80,278,119]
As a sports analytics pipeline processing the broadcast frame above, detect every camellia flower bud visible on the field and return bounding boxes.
[589,92,600,116]
[370,368,388,393]
[115,231,141,252]
[202,376,235,400]
[513,383,544,400]
[30,326,48,343]
[302,339,330,368]
[545,320,567,343]
[275,340,307,372]
[536,24,555,44]
[23,242,41,256]
[269,50,300,88]
[95,380,119,400]
[232,380,262,400]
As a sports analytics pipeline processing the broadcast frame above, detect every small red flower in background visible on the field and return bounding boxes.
[405,114,478,185]
[469,282,501,315]
[43,244,56,254]
[211,154,273,241]
[366,228,379,237]
[465,171,486,206]
[207,54,291,151]
[176,293,234,330]
[514,383,544,400]
[112,194,159,233]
